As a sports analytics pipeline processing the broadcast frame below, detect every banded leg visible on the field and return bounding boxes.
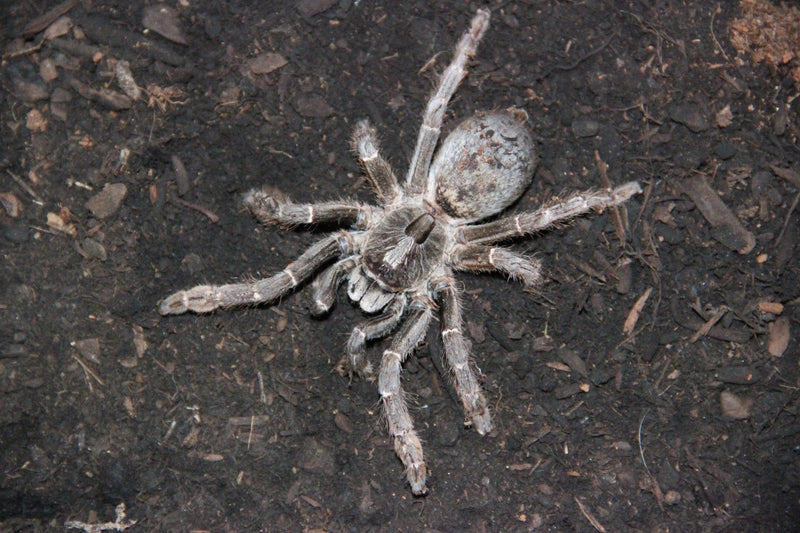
[244,187,372,229]
[341,296,406,377]
[378,303,433,495]
[406,9,490,194]
[459,181,642,245]
[159,232,352,315]
[309,256,359,316]
[352,120,401,202]
[434,277,492,434]
[451,244,542,289]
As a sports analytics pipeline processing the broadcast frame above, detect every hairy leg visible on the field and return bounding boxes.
[310,256,359,316]
[352,120,401,202]
[244,188,373,229]
[159,232,353,315]
[406,9,490,194]
[378,303,432,495]
[434,277,492,434]
[459,181,641,245]
[340,296,406,378]
[450,244,542,289]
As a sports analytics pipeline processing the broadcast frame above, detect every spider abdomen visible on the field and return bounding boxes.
[430,109,537,222]
[361,206,447,292]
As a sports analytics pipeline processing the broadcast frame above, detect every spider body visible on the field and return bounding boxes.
[160,9,641,495]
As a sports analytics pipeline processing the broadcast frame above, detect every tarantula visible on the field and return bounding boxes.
[160,9,641,495]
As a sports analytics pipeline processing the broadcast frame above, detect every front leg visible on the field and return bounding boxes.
[459,181,641,245]
[405,9,490,194]
[159,232,353,315]
[244,187,373,229]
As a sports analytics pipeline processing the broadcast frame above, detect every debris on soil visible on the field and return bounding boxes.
[720,390,753,420]
[623,286,653,336]
[46,208,77,236]
[142,4,188,45]
[246,52,288,75]
[767,316,790,357]
[293,94,335,117]
[679,175,756,254]
[2,2,799,531]
[85,183,128,219]
[730,0,800,85]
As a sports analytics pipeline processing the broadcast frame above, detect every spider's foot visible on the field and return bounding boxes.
[243,186,287,224]
[159,286,217,315]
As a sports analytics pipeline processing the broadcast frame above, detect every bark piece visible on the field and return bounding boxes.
[680,176,755,253]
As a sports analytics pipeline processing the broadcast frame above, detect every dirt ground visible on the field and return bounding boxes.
[2,1,799,531]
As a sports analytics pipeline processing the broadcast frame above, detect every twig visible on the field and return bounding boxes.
[539,31,617,80]
[595,150,628,243]
[5,170,44,204]
[72,354,104,391]
[709,4,731,63]
[775,191,800,249]
[574,497,607,533]
[689,305,729,343]
[170,195,220,223]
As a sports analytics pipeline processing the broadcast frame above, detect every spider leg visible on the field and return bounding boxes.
[406,9,490,194]
[459,181,641,245]
[352,120,401,202]
[159,232,353,315]
[340,295,406,378]
[451,244,542,289]
[244,188,372,229]
[433,277,492,434]
[309,256,359,316]
[378,303,432,495]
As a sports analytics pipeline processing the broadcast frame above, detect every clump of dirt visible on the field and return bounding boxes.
[730,0,800,84]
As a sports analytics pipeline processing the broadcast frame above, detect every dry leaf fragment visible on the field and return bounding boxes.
[767,316,790,357]
[720,390,752,420]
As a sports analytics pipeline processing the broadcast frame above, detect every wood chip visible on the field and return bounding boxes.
[767,316,790,357]
[293,94,335,118]
[680,175,755,254]
[85,183,128,219]
[246,53,288,75]
[0,192,23,217]
[720,390,752,420]
[757,301,784,315]
[142,4,188,45]
[46,210,77,236]
[21,0,78,37]
[115,60,141,101]
[42,16,73,42]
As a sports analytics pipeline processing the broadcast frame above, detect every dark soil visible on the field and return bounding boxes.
[2,1,799,531]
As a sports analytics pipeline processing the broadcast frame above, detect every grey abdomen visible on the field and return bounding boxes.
[431,109,537,222]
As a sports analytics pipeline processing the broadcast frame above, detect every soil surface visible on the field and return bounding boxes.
[2,1,799,531]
